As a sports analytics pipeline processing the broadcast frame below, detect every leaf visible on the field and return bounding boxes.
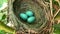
[2,14,6,20]
[52,0,59,6]
[0,30,13,34]
[0,21,15,34]
[54,24,60,34]
[0,30,6,34]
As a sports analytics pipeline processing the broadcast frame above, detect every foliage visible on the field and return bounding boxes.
[0,11,7,24]
[0,30,13,34]
[0,0,15,34]
[0,0,7,8]
[54,24,60,34]
[52,0,60,34]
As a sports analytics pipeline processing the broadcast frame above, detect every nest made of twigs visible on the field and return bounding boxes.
[12,0,49,33]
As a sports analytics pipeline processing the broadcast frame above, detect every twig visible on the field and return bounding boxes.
[50,0,54,34]
[34,0,46,7]
[50,0,53,16]
[54,9,60,18]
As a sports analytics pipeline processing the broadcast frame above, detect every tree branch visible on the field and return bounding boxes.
[50,0,53,16]
[54,9,60,18]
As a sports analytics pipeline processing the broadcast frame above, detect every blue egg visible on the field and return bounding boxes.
[27,16,35,23]
[26,10,33,17]
[20,13,28,20]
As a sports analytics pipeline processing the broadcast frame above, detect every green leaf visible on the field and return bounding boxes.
[54,24,60,34]
[0,30,6,34]
[0,30,13,34]
[52,0,59,6]
[2,14,6,20]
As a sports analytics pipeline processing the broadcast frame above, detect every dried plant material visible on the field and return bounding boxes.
[8,0,54,34]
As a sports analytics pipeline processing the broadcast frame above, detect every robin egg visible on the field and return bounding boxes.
[27,16,35,23]
[20,13,28,20]
[26,10,33,17]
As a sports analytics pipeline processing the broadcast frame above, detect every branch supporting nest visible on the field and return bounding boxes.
[50,0,53,16]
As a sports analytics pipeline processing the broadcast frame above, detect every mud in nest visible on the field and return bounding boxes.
[13,0,48,33]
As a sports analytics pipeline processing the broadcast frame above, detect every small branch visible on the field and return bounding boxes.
[54,9,60,18]
[50,0,53,16]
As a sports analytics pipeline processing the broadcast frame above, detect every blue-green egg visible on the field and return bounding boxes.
[27,16,35,23]
[26,10,33,17]
[20,13,28,20]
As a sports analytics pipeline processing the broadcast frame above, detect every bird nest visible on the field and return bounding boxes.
[12,0,50,34]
